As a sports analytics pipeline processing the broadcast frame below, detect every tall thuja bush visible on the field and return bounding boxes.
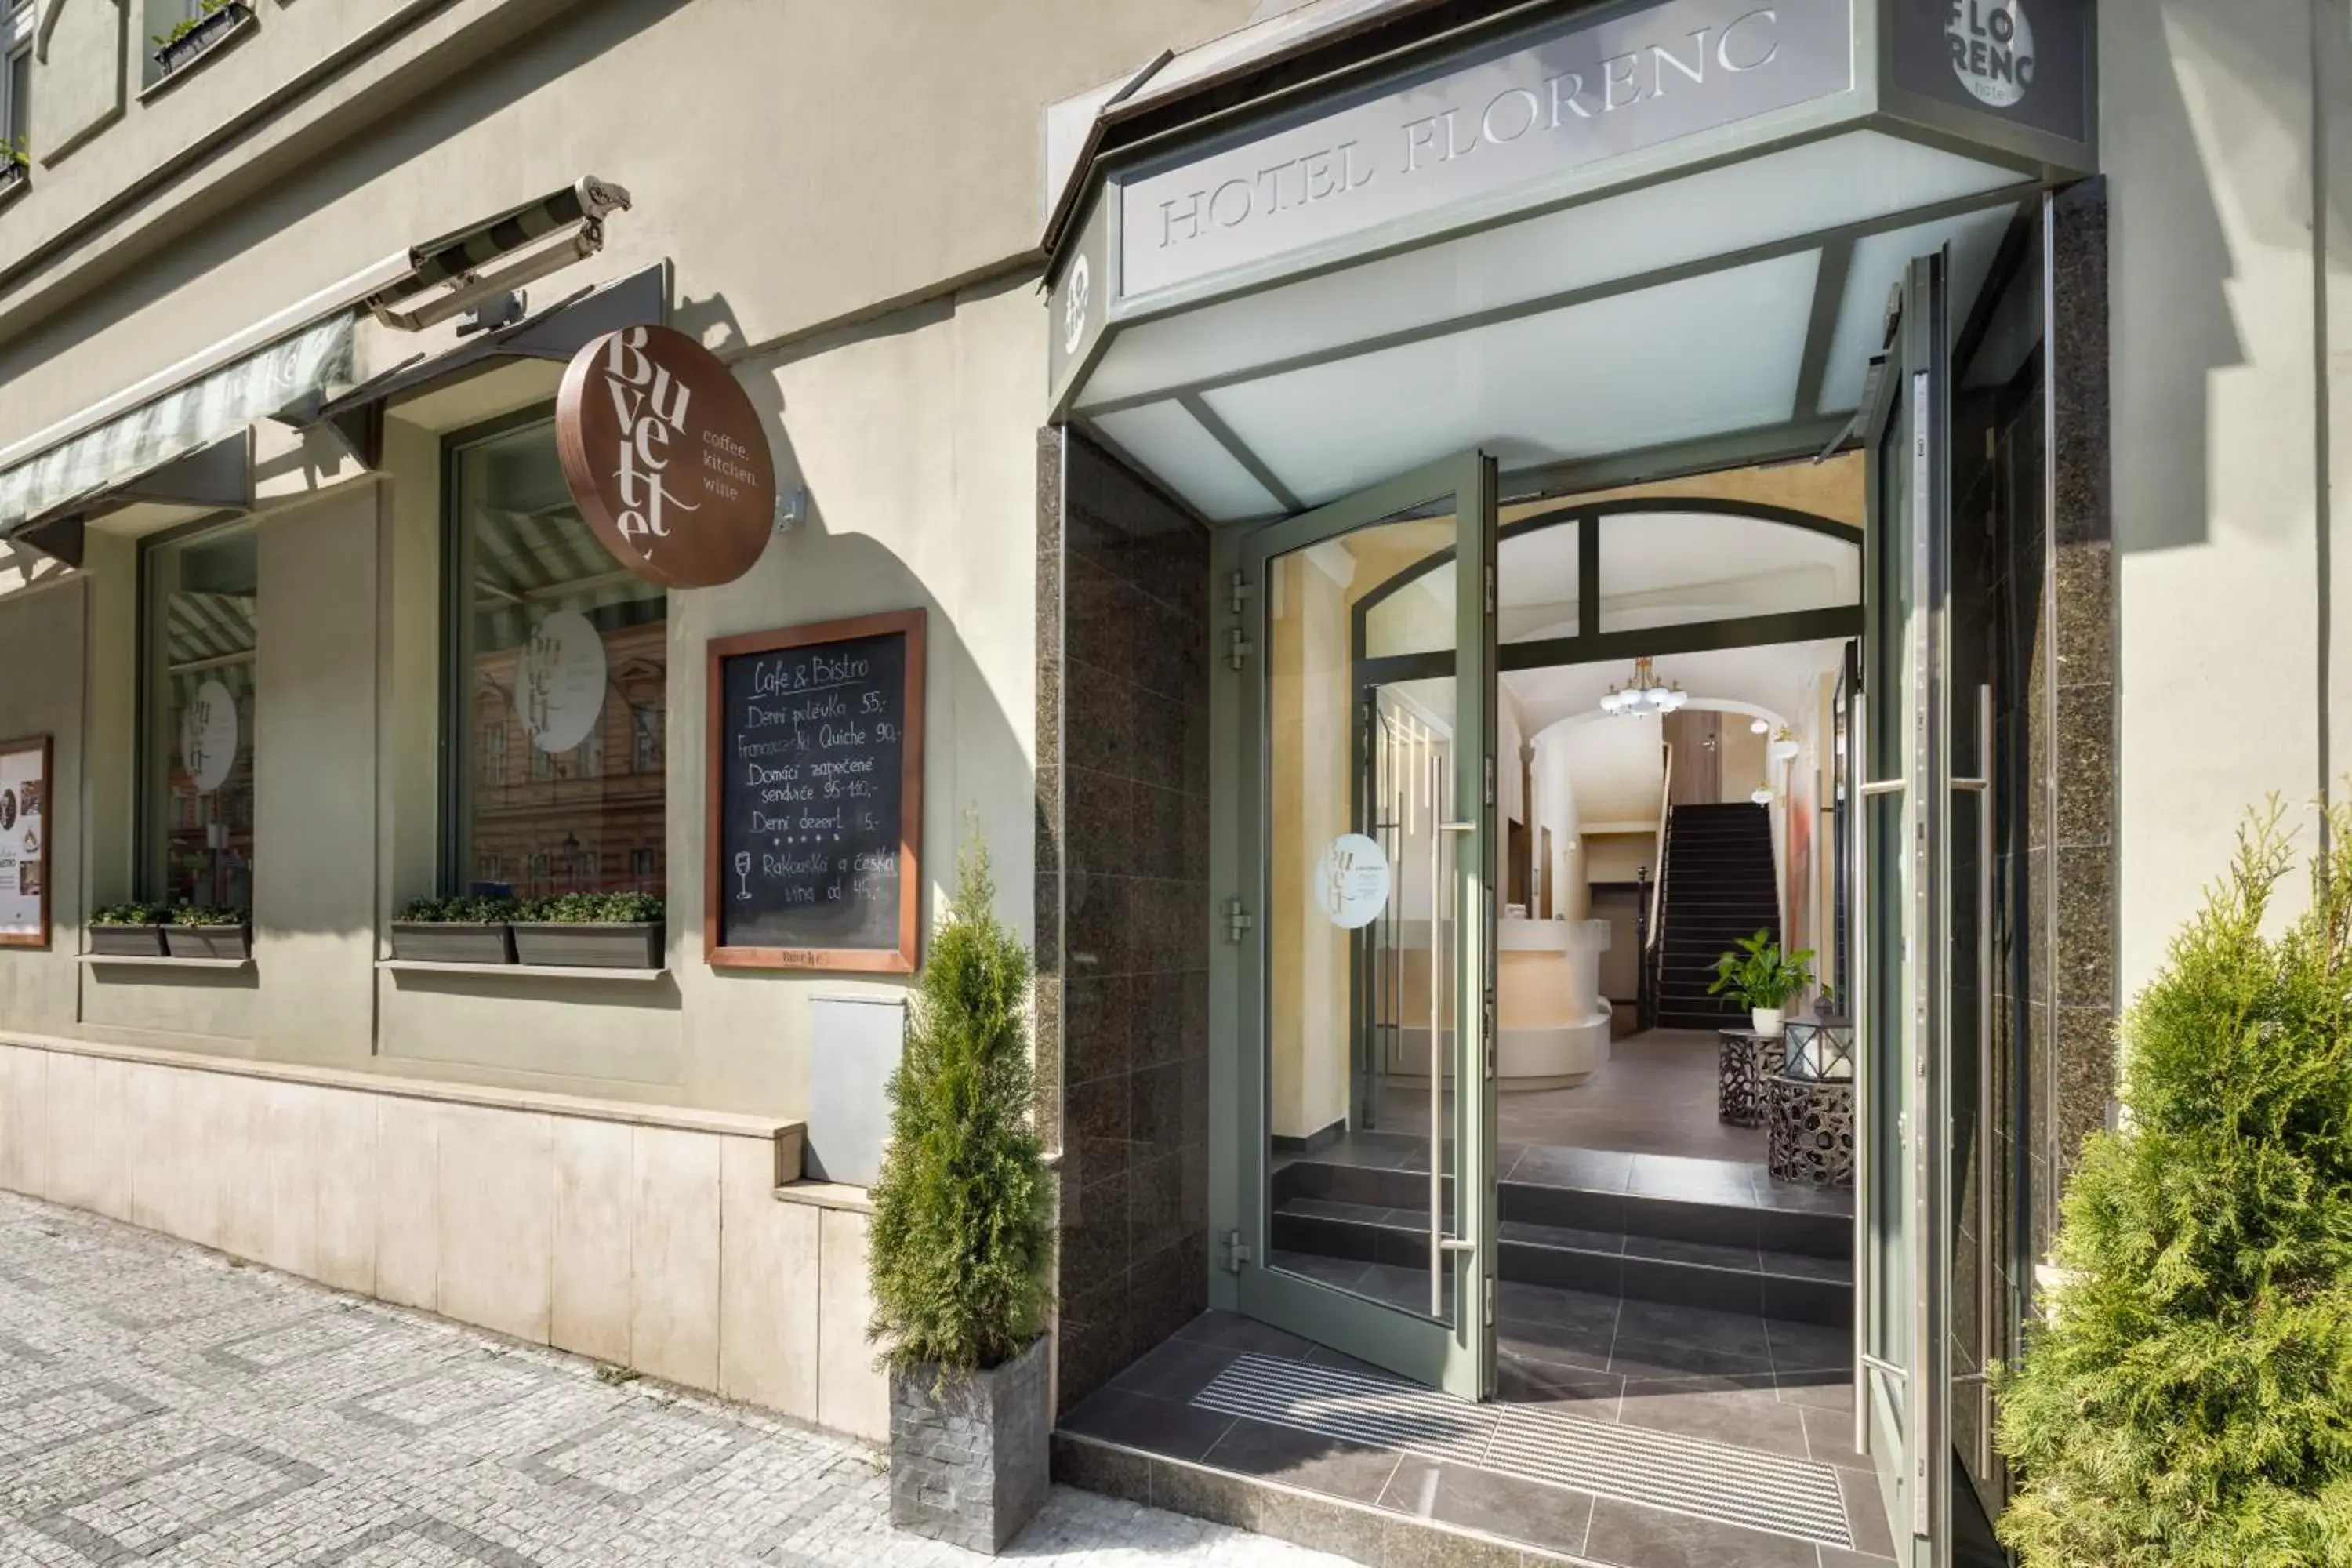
[868,829,1054,1377]
[1996,805,2352,1566]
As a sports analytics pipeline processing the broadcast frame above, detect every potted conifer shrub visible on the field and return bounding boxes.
[869,830,1054,1555]
[89,902,169,957]
[1995,806,2352,1566]
[511,891,663,969]
[165,903,249,960]
[389,895,517,965]
[1708,928,1815,1036]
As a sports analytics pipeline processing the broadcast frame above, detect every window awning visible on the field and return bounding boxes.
[0,314,347,546]
[299,262,668,468]
[0,176,633,568]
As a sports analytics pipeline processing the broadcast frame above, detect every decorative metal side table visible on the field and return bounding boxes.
[1766,1016,1857,1187]
[1716,1029,1787,1127]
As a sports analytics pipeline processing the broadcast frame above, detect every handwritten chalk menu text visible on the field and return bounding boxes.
[0,734,51,949]
[705,610,925,972]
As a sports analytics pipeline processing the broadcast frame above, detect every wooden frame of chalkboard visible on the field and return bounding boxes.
[704,609,926,973]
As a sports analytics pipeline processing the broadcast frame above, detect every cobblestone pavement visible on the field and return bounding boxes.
[0,1192,1342,1567]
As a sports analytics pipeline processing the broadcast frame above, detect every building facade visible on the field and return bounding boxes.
[0,2,2343,1565]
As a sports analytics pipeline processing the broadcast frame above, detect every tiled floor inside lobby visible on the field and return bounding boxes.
[1054,1027,1887,1566]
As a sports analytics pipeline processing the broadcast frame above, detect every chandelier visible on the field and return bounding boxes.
[1598,656,1687,717]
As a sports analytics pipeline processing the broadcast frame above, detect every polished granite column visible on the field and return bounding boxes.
[1036,426,1213,1415]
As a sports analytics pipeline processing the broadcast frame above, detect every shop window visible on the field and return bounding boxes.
[141,522,258,912]
[445,413,666,901]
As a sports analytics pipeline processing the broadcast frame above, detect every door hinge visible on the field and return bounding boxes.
[1223,898,1254,944]
[1484,754,1496,807]
[1485,562,1497,615]
[1229,570,1254,615]
[1221,1229,1251,1273]
[1226,626,1253,670]
[1483,1272,1496,1326]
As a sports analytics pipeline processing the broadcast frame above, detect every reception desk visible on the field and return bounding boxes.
[1497,917,1613,1090]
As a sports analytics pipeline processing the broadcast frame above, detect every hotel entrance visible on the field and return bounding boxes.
[1043,3,2092,1563]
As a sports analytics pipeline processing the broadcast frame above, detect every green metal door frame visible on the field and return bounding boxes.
[1210,449,1500,1401]
[1857,249,1955,1566]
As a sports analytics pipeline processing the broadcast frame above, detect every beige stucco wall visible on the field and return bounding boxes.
[0,0,1269,1122]
[2104,0,2352,996]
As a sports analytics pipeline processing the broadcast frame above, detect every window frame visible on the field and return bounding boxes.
[136,513,262,907]
[2,1,34,177]
[438,405,669,901]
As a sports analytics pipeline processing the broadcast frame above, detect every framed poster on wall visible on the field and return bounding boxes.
[705,610,925,973]
[0,735,52,949]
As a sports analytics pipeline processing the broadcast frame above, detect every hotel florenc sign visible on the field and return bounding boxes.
[1118,0,1852,297]
[557,325,779,589]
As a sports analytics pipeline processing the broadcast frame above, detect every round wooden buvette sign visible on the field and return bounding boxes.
[555,325,778,588]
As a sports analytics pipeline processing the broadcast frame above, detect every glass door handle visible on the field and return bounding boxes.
[1436,821,1475,833]
[1437,1237,1476,1253]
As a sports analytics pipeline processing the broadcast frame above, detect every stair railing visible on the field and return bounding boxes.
[1644,742,1675,1028]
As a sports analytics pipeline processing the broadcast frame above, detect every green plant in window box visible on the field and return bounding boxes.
[164,903,249,962]
[89,902,170,958]
[1707,928,1814,1038]
[511,891,665,970]
[153,0,249,71]
[389,895,517,966]
[0,138,29,174]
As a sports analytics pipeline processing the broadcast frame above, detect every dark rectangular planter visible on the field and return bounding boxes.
[89,925,166,958]
[511,922,662,970]
[0,162,26,201]
[389,921,514,965]
[165,925,250,961]
[154,2,251,76]
[889,1337,1050,1554]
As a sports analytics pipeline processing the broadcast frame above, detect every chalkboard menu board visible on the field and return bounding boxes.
[705,610,925,971]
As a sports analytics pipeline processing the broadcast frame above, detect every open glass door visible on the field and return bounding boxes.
[1237,450,1498,1401]
[1857,252,1955,1564]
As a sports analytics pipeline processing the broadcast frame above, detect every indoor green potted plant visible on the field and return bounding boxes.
[510,891,663,969]
[165,902,250,960]
[89,902,169,958]
[152,0,252,78]
[1708,928,1815,1036]
[869,829,1054,1555]
[389,895,517,965]
[1996,806,2352,1567]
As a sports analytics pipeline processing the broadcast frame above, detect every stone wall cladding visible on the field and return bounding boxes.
[1035,427,1213,1416]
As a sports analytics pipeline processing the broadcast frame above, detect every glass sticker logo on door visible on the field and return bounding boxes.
[1947,0,2034,107]
[1316,833,1392,930]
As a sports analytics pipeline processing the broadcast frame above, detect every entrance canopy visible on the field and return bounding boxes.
[1044,0,2092,520]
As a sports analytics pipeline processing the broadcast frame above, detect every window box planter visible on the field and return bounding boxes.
[512,922,662,970]
[89,924,168,958]
[165,924,251,962]
[389,921,514,965]
[152,2,252,80]
[0,162,27,205]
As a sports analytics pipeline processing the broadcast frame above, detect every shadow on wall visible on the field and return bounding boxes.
[2106,2,2311,556]
[669,279,1038,957]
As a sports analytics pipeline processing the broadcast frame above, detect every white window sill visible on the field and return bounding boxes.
[377,959,667,983]
[79,953,252,971]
